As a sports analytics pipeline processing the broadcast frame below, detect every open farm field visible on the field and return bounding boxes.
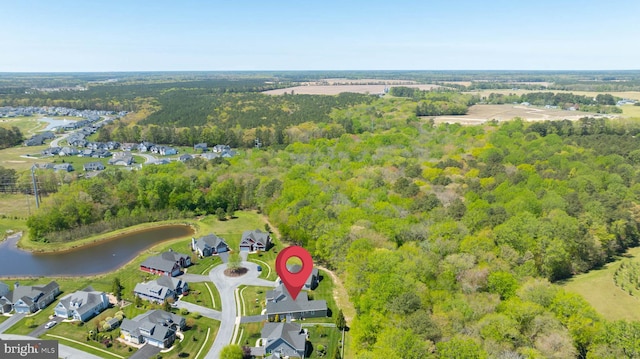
[263,83,439,95]
[432,104,606,124]
[562,247,640,321]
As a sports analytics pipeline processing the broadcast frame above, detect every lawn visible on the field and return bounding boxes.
[181,282,221,311]
[236,322,262,347]
[304,323,343,359]
[238,285,271,316]
[246,236,286,282]
[0,144,47,171]
[621,104,640,118]
[561,246,640,321]
[196,212,267,250]
[0,116,46,135]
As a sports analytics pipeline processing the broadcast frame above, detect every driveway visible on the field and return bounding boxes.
[0,313,25,333]
[128,343,161,359]
[174,300,221,321]
[28,315,64,337]
[179,273,210,282]
[205,260,276,359]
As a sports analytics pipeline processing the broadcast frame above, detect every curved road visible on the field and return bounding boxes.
[205,255,276,359]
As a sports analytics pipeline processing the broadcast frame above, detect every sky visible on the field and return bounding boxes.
[2,0,639,72]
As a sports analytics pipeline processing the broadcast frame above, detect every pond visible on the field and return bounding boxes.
[39,117,77,132]
[0,225,194,277]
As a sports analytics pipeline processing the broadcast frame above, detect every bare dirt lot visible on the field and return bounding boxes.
[263,84,439,96]
[432,104,614,125]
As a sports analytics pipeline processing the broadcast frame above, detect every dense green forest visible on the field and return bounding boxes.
[23,93,640,356]
[0,126,23,149]
[6,72,640,357]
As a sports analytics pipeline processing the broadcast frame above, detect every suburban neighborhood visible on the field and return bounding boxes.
[0,226,343,359]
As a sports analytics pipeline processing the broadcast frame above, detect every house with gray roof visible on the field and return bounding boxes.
[140,249,191,277]
[134,277,188,303]
[178,153,193,162]
[54,286,109,322]
[53,163,73,172]
[109,155,134,166]
[0,281,60,314]
[120,309,186,348]
[265,285,327,321]
[0,281,8,297]
[83,162,105,171]
[191,234,229,257]
[240,229,272,252]
[277,265,319,290]
[255,322,307,358]
[193,143,208,152]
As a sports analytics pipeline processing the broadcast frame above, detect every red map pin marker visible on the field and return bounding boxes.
[275,246,314,300]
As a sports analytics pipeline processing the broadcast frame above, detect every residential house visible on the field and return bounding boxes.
[240,229,272,252]
[109,155,134,166]
[178,154,193,162]
[200,152,220,160]
[1,281,60,314]
[59,146,79,156]
[191,234,229,257]
[120,310,186,348]
[277,265,319,290]
[254,322,307,359]
[134,276,189,303]
[54,286,109,322]
[83,162,105,171]
[140,250,191,277]
[0,282,9,312]
[41,147,61,156]
[265,285,327,321]
[212,144,231,153]
[137,142,154,152]
[24,132,54,146]
[53,163,73,172]
[193,143,208,152]
[160,146,178,156]
[0,281,9,297]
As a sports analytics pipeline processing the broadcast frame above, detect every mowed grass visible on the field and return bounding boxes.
[181,282,222,311]
[0,116,46,135]
[0,144,47,171]
[561,246,640,321]
[621,104,640,118]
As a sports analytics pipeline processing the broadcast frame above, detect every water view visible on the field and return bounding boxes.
[0,225,194,277]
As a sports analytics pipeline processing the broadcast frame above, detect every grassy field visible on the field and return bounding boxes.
[561,246,640,321]
[0,116,47,135]
[0,193,35,238]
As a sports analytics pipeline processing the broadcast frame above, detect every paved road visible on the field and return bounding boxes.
[137,153,158,164]
[0,313,25,333]
[205,259,276,359]
[0,333,104,359]
[174,300,221,321]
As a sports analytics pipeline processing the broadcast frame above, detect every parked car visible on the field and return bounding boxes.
[257,265,262,272]
[45,321,57,329]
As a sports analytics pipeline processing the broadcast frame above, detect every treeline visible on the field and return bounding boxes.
[24,93,640,357]
[388,87,476,116]
[0,78,290,112]
[140,91,373,128]
[25,160,272,242]
[0,126,23,149]
[485,92,623,113]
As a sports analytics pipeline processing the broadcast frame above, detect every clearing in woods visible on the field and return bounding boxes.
[562,246,640,321]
